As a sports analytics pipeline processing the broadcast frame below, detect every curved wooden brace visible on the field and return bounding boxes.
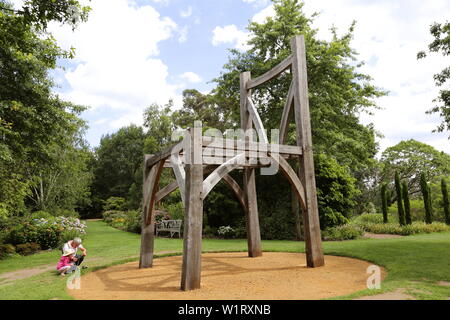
[222,173,248,213]
[170,144,186,204]
[144,160,165,226]
[155,173,248,214]
[246,97,268,143]
[155,180,178,203]
[202,153,246,199]
[279,82,294,145]
[268,153,307,210]
[246,55,292,90]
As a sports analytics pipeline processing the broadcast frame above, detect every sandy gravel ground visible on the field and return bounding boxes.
[68,252,386,300]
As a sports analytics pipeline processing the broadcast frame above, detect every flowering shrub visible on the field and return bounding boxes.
[4,217,87,250]
[322,224,364,241]
[217,226,235,239]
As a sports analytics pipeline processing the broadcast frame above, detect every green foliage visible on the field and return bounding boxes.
[0,243,15,260]
[420,172,433,224]
[162,202,184,221]
[102,210,141,233]
[418,21,450,134]
[351,213,388,225]
[172,89,234,131]
[102,210,125,224]
[5,223,61,250]
[123,210,141,234]
[358,222,450,236]
[380,140,450,198]
[217,226,236,239]
[103,197,127,212]
[0,0,91,216]
[52,208,79,218]
[380,183,388,223]
[442,178,450,225]
[30,211,53,220]
[351,213,450,235]
[15,242,40,256]
[314,153,359,229]
[394,171,406,226]
[91,125,145,214]
[212,0,383,206]
[402,180,412,225]
[322,225,364,241]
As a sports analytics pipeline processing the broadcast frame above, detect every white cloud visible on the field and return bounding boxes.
[180,72,202,84]
[212,25,251,51]
[49,0,181,130]
[249,1,450,153]
[242,0,269,7]
[180,6,192,18]
[252,4,275,24]
[178,25,188,43]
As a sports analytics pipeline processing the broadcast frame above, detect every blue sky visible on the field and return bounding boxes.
[13,0,449,154]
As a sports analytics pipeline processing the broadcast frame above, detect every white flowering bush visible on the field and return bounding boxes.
[32,217,87,235]
[217,226,235,239]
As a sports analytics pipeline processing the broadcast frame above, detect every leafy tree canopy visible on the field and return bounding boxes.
[380,139,450,197]
[212,0,384,179]
[418,21,450,135]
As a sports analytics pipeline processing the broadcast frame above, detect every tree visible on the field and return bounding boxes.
[211,0,384,217]
[91,125,145,211]
[394,172,406,226]
[143,101,176,153]
[441,178,449,225]
[418,21,450,134]
[420,172,433,224]
[172,89,235,132]
[314,153,360,229]
[0,0,90,215]
[380,140,450,199]
[402,180,412,225]
[26,127,92,212]
[380,183,388,223]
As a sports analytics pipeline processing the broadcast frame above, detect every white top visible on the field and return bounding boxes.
[63,240,84,255]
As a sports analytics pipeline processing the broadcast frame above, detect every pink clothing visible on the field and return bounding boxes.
[56,255,73,270]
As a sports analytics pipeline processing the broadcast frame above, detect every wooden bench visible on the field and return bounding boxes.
[156,219,182,238]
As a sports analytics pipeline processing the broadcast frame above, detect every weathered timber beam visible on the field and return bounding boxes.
[246,97,268,143]
[202,153,246,199]
[246,55,292,90]
[145,140,184,169]
[279,82,294,145]
[202,136,302,155]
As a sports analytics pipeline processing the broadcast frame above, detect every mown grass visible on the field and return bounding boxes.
[1,220,450,300]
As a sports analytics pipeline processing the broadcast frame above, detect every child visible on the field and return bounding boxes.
[56,248,77,276]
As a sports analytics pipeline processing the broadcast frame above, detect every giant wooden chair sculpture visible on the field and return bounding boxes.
[139,35,324,291]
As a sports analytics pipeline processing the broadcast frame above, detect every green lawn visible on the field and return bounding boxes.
[1,220,450,300]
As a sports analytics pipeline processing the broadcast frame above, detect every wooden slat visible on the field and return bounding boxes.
[170,143,186,205]
[155,167,217,203]
[139,159,164,268]
[202,136,302,156]
[202,153,246,199]
[145,141,183,169]
[246,55,292,90]
[291,35,324,268]
[222,174,247,213]
[155,180,178,203]
[246,97,268,143]
[279,82,294,145]
[268,153,306,209]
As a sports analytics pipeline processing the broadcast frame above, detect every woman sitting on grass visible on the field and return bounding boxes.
[56,249,78,276]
